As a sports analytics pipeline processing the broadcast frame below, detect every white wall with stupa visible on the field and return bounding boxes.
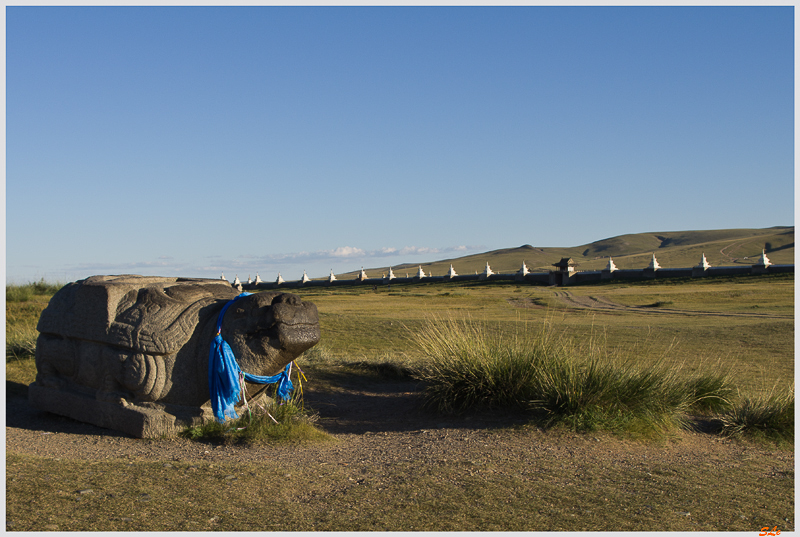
[237,247,792,290]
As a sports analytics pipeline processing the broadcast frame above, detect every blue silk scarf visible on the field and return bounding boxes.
[208,293,293,422]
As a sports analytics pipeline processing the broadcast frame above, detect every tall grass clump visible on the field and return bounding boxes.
[684,371,736,414]
[720,385,794,444]
[411,317,557,413]
[6,280,63,361]
[6,285,33,303]
[6,296,40,360]
[6,324,38,361]
[532,355,733,435]
[411,316,734,437]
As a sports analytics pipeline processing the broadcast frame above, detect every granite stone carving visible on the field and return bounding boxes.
[29,275,320,437]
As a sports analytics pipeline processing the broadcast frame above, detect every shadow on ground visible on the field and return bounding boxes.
[6,381,132,438]
[6,368,532,439]
[300,364,544,435]
[6,368,724,439]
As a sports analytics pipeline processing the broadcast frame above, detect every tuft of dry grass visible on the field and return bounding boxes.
[180,381,333,445]
[6,281,61,362]
[720,385,794,443]
[6,323,38,361]
[411,316,736,439]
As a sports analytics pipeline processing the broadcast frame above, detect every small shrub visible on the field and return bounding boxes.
[643,300,673,308]
[6,285,33,303]
[180,392,331,445]
[31,279,63,295]
[6,279,63,302]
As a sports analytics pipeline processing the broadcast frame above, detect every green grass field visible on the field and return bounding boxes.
[9,275,792,423]
[292,274,793,396]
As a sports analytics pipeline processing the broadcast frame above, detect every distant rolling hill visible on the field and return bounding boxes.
[335,227,794,280]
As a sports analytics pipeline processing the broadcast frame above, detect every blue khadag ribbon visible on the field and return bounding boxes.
[208,293,294,422]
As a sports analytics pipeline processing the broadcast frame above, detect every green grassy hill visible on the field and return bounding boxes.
[336,226,794,279]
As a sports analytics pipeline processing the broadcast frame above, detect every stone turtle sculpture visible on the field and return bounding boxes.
[29,275,320,437]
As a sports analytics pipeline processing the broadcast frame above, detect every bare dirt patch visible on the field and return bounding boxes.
[506,297,547,309]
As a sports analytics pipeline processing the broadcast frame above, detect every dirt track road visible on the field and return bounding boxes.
[545,291,791,320]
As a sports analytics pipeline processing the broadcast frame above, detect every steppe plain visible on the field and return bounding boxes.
[6,228,794,531]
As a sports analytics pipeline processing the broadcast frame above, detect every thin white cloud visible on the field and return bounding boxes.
[328,246,366,257]
[254,245,483,265]
[25,245,486,284]
[27,259,195,284]
[69,260,191,272]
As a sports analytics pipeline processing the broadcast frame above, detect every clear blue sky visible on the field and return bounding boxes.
[6,6,794,284]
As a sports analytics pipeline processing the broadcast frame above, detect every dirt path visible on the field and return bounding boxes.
[720,241,742,264]
[546,291,791,319]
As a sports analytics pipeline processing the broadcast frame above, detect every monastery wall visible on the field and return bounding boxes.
[239,254,792,291]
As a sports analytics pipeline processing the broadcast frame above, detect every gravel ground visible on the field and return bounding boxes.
[5,378,792,474]
[6,378,795,532]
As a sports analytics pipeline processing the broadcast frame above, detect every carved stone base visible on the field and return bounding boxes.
[28,382,214,438]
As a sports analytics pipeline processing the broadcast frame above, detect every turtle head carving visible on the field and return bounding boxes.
[220,292,321,376]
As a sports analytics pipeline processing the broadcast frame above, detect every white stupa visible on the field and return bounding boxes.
[276,273,285,284]
[518,261,530,276]
[697,253,711,270]
[255,273,263,284]
[386,267,396,280]
[446,264,458,278]
[757,249,772,267]
[357,268,369,281]
[302,271,311,283]
[233,275,241,286]
[328,269,337,282]
[483,262,494,277]
[247,275,252,284]
[416,266,426,278]
[606,257,618,272]
[647,254,661,270]
[220,273,226,281]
